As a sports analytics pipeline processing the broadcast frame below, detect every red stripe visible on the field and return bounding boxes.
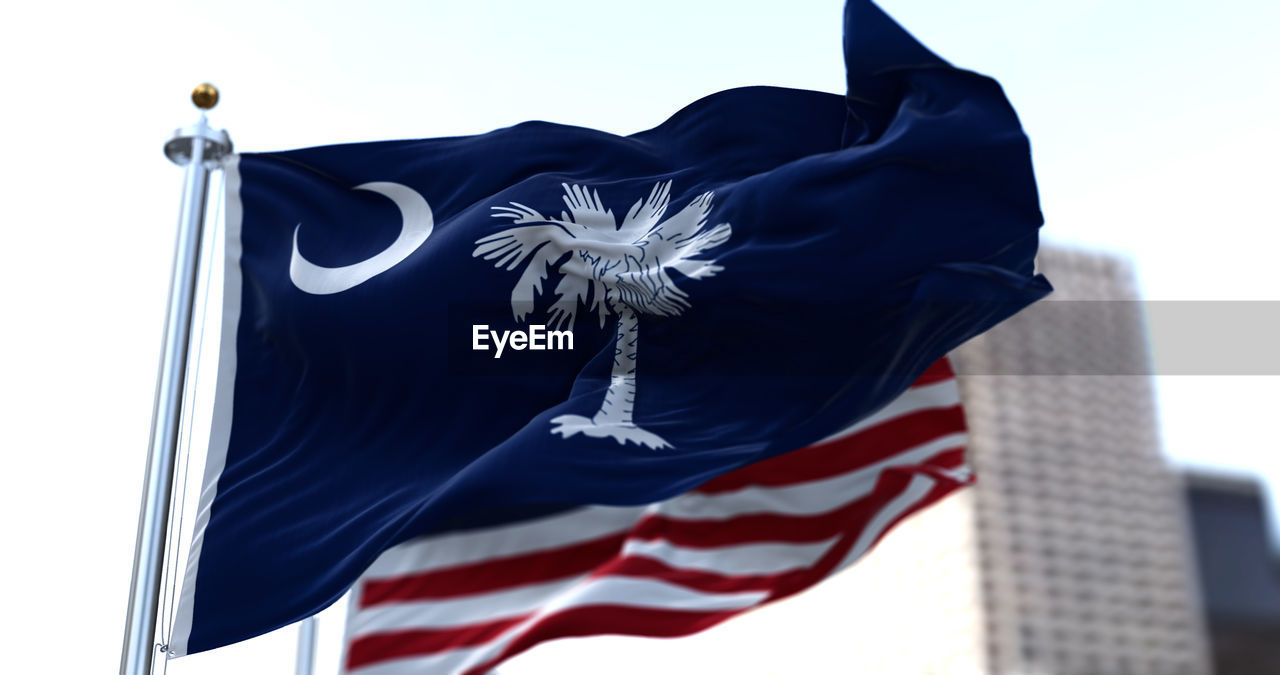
[632,481,919,547]
[606,553,809,594]
[911,358,955,386]
[771,469,968,602]
[695,405,966,493]
[462,606,745,675]
[346,615,528,669]
[360,532,627,607]
[630,447,967,548]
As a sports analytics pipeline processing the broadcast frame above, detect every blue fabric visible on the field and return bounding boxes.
[183,0,1050,653]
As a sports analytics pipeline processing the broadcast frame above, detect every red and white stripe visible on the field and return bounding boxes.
[341,359,970,675]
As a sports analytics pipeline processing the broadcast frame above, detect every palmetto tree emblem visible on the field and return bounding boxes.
[473,181,732,449]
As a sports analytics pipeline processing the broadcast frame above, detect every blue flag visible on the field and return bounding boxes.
[172,0,1050,655]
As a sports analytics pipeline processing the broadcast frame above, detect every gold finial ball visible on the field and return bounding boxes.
[191,83,219,110]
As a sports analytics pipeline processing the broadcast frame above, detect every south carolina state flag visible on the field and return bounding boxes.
[171,0,1050,657]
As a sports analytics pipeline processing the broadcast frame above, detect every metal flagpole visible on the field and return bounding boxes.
[295,617,318,675]
[120,83,233,675]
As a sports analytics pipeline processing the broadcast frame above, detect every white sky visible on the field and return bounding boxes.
[1,1,1276,673]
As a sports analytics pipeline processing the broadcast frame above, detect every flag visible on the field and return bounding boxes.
[171,0,1050,656]
[341,359,968,674]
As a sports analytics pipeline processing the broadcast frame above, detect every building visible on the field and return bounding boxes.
[1182,471,1280,675]
[827,246,1214,674]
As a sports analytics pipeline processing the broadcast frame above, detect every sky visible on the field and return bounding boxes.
[1,0,1276,673]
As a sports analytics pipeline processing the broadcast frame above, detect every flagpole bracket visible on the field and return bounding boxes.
[165,120,233,167]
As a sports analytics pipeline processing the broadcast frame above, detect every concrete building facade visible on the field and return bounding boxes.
[832,247,1214,674]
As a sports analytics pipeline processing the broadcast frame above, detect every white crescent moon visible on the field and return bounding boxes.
[289,182,434,295]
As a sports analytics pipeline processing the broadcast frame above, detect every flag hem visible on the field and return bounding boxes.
[169,154,245,657]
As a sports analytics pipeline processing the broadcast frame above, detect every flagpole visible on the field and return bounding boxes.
[295,617,318,675]
[120,83,232,675]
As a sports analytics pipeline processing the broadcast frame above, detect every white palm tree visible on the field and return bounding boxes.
[473,181,732,449]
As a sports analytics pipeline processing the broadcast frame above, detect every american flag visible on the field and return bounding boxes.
[340,358,970,674]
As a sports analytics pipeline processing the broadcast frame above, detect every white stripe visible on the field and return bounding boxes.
[660,431,966,520]
[363,505,645,579]
[349,577,584,638]
[344,643,500,675]
[338,579,364,675]
[815,378,960,446]
[837,472,939,571]
[622,537,841,576]
[170,156,244,657]
[344,576,767,674]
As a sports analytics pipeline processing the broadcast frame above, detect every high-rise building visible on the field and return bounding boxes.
[824,246,1215,674]
[1182,471,1280,675]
